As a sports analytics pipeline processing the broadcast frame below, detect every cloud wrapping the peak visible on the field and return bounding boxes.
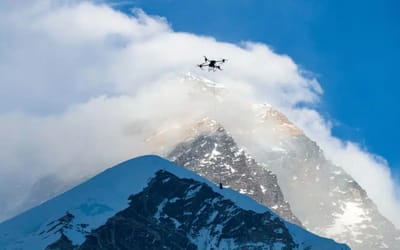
[0,0,399,229]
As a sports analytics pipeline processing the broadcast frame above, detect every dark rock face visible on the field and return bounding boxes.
[40,212,75,235]
[167,125,302,226]
[45,233,75,250]
[77,170,298,250]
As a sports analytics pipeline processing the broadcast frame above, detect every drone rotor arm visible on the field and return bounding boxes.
[198,62,209,67]
[216,58,227,63]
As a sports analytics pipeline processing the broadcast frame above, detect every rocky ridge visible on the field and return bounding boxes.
[168,118,302,226]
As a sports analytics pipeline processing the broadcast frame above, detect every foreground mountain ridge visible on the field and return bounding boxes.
[0,155,349,250]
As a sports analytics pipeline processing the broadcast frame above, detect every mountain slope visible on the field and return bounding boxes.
[167,118,301,226]
[0,155,348,250]
[148,74,400,250]
[249,105,400,250]
[79,170,299,249]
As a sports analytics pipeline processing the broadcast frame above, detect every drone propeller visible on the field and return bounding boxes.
[203,56,208,62]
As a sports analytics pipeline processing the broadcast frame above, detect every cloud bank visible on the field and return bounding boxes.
[0,0,399,228]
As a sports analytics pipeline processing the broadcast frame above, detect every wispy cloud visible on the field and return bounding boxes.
[0,0,398,229]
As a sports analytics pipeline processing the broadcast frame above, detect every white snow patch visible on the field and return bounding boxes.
[207,211,218,224]
[239,189,247,194]
[200,141,208,148]
[272,146,286,152]
[169,197,180,203]
[325,202,367,238]
[210,143,221,159]
[170,217,181,228]
[225,164,237,173]
[154,199,168,222]
[260,185,266,194]
[285,219,349,250]
[234,148,244,157]
[332,187,347,194]
[185,185,202,199]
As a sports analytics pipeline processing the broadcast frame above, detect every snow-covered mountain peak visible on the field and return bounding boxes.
[152,103,400,249]
[167,120,303,226]
[0,155,350,250]
[189,117,221,134]
[254,104,303,136]
[144,117,224,154]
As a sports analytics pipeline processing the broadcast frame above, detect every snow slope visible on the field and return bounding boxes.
[0,155,348,249]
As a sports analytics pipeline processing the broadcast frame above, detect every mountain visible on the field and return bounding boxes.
[0,155,349,250]
[163,108,400,249]
[2,73,398,249]
[167,118,302,226]
[252,105,400,250]
[152,74,400,250]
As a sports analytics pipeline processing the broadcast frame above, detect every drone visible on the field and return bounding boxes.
[197,56,227,71]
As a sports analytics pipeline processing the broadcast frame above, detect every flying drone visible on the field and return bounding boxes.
[197,56,227,71]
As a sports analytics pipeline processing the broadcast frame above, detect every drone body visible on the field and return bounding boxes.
[198,56,227,71]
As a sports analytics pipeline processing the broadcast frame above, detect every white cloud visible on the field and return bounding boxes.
[282,107,400,227]
[0,0,399,230]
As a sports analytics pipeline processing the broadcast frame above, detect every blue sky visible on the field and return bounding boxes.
[114,0,400,177]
